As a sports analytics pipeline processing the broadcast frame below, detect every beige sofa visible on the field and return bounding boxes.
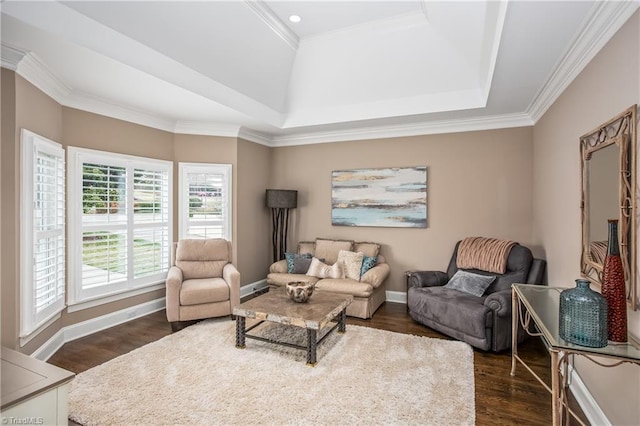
[267,238,390,319]
[166,239,240,331]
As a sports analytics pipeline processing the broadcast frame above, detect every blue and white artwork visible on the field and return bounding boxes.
[332,166,427,228]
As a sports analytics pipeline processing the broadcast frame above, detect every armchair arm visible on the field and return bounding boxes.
[165,266,183,322]
[223,263,241,310]
[484,289,511,317]
[407,271,448,289]
[360,263,390,288]
[269,260,287,274]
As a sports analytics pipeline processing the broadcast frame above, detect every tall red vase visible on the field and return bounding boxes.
[601,219,627,343]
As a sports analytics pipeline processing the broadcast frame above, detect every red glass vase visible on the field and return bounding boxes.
[601,219,627,343]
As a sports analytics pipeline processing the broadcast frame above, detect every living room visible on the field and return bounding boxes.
[2,1,640,425]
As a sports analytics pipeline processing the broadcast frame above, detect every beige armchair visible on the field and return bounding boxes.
[166,239,240,331]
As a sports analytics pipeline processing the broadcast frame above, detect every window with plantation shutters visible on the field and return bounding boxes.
[68,147,172,304]
[178,163,232,240]
[20,130,66,339]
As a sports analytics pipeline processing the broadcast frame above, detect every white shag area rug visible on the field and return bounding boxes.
[69,319,475,425]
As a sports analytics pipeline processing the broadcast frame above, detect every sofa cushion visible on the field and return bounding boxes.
[306,257,345,279]
[267,273,319,287]
[180,277,230,306]
[445,270,496,297]
[360,255,378,278]
[297,241,316,256]
[337,250,364,280]
[175,239,230,280]
[285,252,313,273]
[176,238,229,262]
[316,279,374,298]
[354,242,381,257]
[407,286,492,339]
[314,238,354,265]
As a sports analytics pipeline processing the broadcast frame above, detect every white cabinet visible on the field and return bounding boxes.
[1,347,74,426]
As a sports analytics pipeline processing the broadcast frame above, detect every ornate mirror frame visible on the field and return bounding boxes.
[580,105,638,310]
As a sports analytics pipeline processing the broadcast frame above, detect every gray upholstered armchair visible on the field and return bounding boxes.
[407,239,546,352]
[166,239,240,331]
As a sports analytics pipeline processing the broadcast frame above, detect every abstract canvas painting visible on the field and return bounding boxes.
[332,166,427,227]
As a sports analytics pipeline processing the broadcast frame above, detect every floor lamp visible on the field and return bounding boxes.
[266,189,298,263]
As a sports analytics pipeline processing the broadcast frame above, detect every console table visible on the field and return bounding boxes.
[511,284,640,425]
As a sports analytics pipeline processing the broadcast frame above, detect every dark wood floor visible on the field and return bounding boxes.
[49,301,587,425]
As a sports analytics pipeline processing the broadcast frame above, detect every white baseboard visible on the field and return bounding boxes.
[240,279,268,298]
[32,327,66,362]
[32,298,166,361]
[33,282,271,361]
[568,364,610,425]
[386,290,407,304]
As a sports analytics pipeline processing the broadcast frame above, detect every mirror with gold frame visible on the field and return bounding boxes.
[581,105,637,310]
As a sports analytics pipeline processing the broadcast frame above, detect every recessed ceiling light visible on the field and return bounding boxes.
[289,15,301,23]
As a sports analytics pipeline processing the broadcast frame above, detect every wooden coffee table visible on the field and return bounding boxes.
[233,289,353,366]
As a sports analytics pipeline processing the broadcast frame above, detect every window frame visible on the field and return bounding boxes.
[67,147,173,306]
[19,129,66,340]
[178,162,232,241]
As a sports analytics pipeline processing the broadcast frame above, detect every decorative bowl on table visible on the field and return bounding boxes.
[286,281,315,303]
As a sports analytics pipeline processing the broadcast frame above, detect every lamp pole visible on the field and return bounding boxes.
[266,189,298,263]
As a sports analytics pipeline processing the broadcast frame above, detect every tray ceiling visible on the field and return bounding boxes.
[1,1,638,145]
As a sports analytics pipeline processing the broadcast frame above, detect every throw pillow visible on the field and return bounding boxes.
[291,257,314,274]
[285,252,312,273]
[297,241,316,256]
[444,270,496,297]
[306,257,345,279]
[314,238,354,265]
[360,255,378,279]
[337,250,364,280]
[354,242,381,258]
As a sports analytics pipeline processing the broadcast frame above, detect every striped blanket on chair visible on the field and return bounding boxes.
[456,237,517,274]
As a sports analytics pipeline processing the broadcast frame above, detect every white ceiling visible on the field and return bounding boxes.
[1,1,638,146]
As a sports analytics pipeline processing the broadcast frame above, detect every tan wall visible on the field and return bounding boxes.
[237,138,271,285]
[172,133,238,261]
[270,127,534,293]
[62,107,174,160]
[533,11,640,425]
[1,69,17,348]
[1,74,64,351]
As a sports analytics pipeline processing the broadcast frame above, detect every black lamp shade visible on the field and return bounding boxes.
[266,189,297,209]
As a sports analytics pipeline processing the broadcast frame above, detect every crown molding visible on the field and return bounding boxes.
[8,51,536,144]
[16,52,71,100]
[15,0,632,150]
[65,91,177,133]
[1,42,27,71]
[270,112,534,147]
[238,127,274,146]
[174,121,241,137]
[243,0,299,50]
[527,0,640,123]
[9,52,176,131]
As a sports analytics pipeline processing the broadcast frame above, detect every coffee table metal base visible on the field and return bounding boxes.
[235,308,347,366]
